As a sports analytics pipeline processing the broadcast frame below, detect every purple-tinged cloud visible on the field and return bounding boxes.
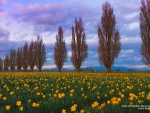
[0,27,9,40]
[0,0,7,17]
[10,2,101,35]
[0,0,146,70]
[0,0,7,11]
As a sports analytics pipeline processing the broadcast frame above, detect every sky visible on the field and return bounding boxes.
[0,0,148,71]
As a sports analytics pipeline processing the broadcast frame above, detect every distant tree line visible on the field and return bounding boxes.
[0,35,46,72]
[0,0,149,72]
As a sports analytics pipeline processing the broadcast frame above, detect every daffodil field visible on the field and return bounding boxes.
[0,72,150,113]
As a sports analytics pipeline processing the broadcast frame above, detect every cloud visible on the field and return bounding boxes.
[11,3,68,34]
[0,0,147,70]
[0,40,24,59]
[0,12,6,17]
[0,0,7,4]
[42,65,56,69]
[0,27,26,59]
[10,1,101,35]
[10,0,141,41]
[0,0,7,11]
[0,0,7,17]
[0,27,9,41]
[0,27,10,47]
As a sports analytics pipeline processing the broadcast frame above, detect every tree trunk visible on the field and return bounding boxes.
[76,68,80,72]
[106,67,111,72]
[58,68,61,72]
[39,68,41,72]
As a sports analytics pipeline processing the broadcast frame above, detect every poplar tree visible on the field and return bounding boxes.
[140,0,150,67]
[36,35,46,72]
[4,54,9,71]
[54,26,67,72]
[16,47,22,71]
[0,57,3,71]
[71,18,88,72]
[98,2,121,72]
[22,42,28,71]
[28,40,36,71]
[10,49,16,71]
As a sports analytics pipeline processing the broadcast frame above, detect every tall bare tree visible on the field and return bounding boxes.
[71,18,88,72]
[22,42,28,71]
[10,49,16,71]
[4,54,9,71]
[16,47,22,71]
[54,26,67,72]
[28,40,36,71]
[98,2,121,72]
[0,57,3,71]
[36,35,46,72]
[140,0,150,67]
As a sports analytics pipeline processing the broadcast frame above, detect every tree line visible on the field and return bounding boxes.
[0,0,149,72]
[0,36,46,72]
